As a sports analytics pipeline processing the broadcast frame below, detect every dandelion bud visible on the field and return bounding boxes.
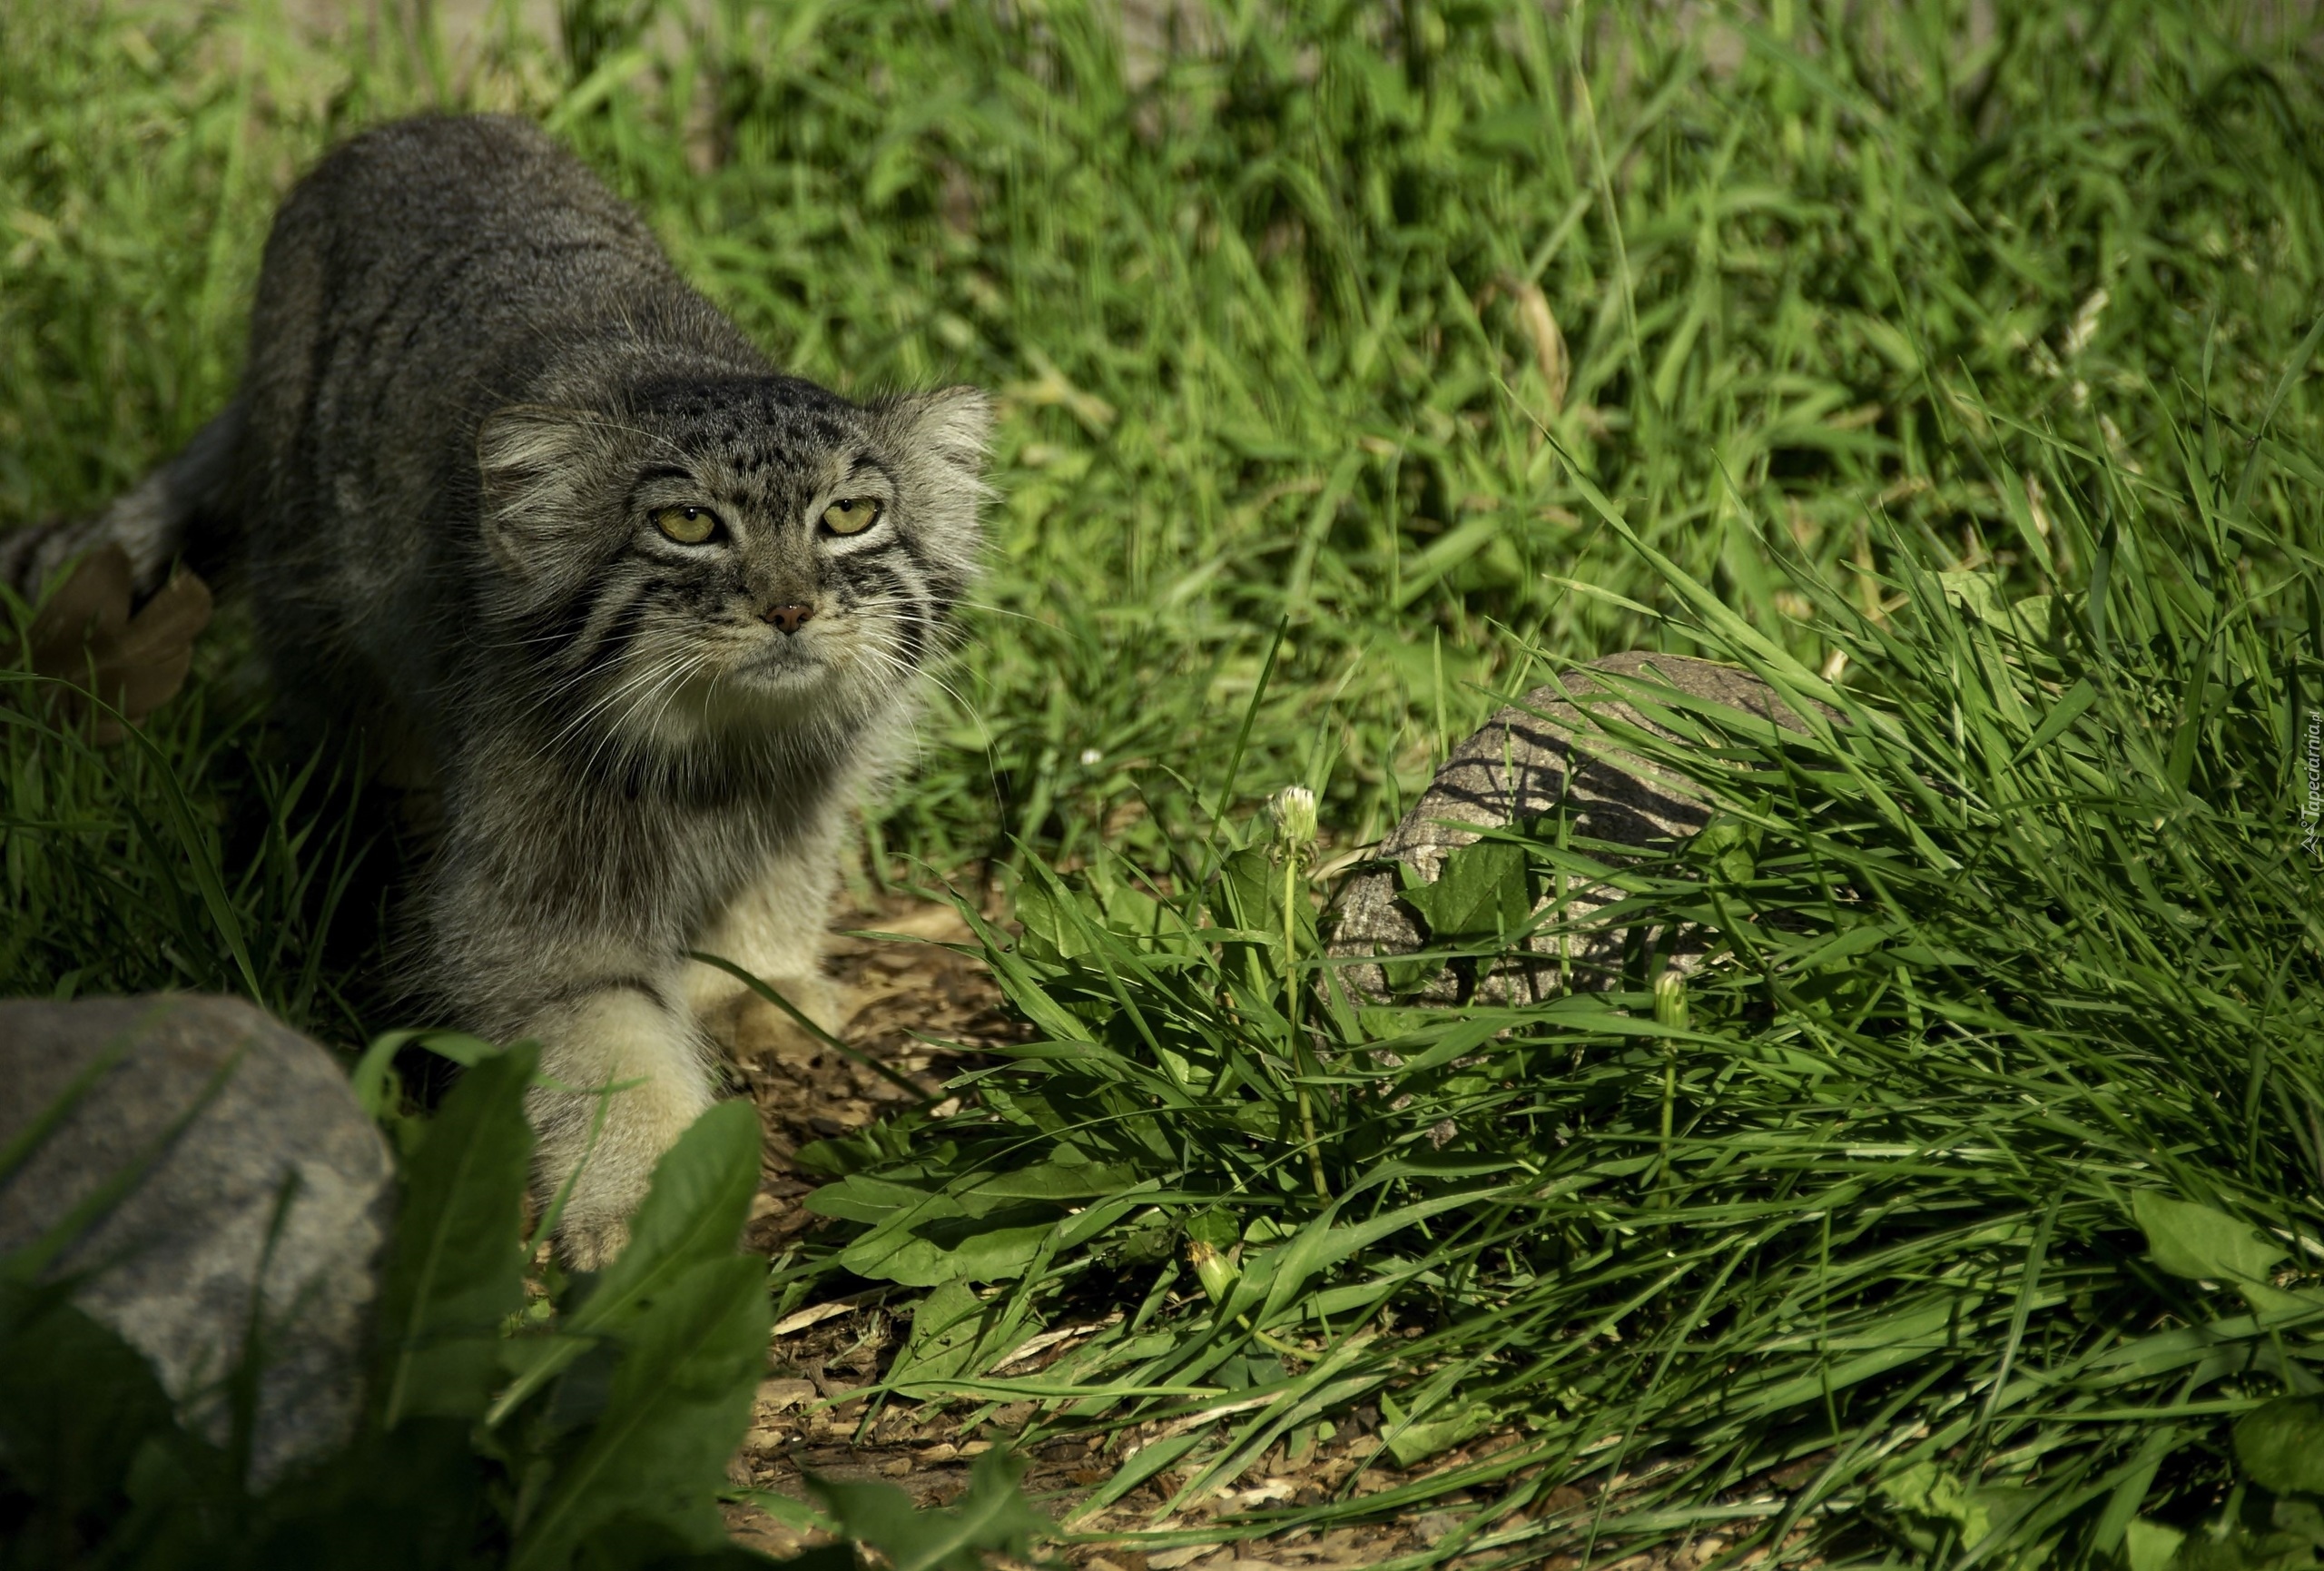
[1653,968,1690,1033]
[1187,1239,1239,1305]
[1273,785,1318,851]
[1186,1212,1242,1305]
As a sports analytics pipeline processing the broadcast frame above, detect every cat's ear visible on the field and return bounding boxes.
[904,385,992,470]
[879,386,992,543]
[477,404,598,576]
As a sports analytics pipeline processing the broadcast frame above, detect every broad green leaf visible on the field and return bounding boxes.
[1098,878,1184,940]
[1212,846,1284,936]
[2167,1522,2322,1571]
[812,1447,1049,1571]
[1011,875,1085,963]
[888,1281,995,1386]
[2126,1521,2188,1571]
[840,1212,1054,1287]
[811,1162,1136,1229]
[0,1279,207,1531]
[2009,594,2058,644]
[508,1253,770,1571]
[1881,1462,1990,1540]
[1877,1463,2033,1559]
[804,1173,945,1225]
[1380,1391,1495,1467]
[1397,839,1531,944]
[374,1043,537,1428]
[1939,569,2007,623]
[487,1098,762,1425]
[578,1100,763,1312]
[2133,1192,2288,1289]
[2235,1395,2324,1497]
[1055,1185,1162,1251]
[958,1161,1140,1206]
[730,1488,835,1537]
[1380,947,1443,996]
[1696,816,1758,882]
[2279,1500,2324,1550]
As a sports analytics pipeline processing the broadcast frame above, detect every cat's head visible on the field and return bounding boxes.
[476,374,989,756]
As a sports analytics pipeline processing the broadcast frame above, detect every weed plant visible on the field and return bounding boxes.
[0,1033,1045,1568]
[3,0,2323,1567]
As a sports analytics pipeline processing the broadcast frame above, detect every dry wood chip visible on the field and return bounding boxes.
[772,1300,860,1337]
[994,1311,1124,1369]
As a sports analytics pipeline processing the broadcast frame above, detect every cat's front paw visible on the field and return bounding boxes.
[556,1213,632,1271]
[541,1142,654,1270]
[525,987,718,1269]
[700,973,848,1065]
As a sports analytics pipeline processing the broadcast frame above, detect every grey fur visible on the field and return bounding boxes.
[20,115,990,1264]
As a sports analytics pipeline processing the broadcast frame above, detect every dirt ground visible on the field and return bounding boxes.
[711,895,1764,1571]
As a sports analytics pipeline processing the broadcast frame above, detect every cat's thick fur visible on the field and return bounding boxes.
[10,115,989,1265]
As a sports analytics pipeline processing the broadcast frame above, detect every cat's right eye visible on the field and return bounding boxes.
[821,498,882,536]
[653,504,721,545]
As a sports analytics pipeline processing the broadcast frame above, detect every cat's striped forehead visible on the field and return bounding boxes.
[627,374,872,497]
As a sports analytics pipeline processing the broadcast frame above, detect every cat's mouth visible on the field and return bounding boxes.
[635,648,841,745]
[739,629,837,686]
[616,623,878,745]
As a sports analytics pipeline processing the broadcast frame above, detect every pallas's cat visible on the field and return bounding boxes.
[8,115,989,1265]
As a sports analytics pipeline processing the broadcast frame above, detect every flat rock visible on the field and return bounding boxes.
[1327,652,1829,1005]
[0,994,394,1485]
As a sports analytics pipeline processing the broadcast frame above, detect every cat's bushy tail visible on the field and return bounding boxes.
[1,396,245,604]
[1,400,239,736]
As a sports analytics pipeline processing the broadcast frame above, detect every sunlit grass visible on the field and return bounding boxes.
[4,0,2321,1564]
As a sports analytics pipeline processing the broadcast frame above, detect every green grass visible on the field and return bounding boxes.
[4,0,2323,1566]
[838,466,2324,1569]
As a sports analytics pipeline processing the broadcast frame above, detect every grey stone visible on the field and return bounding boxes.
[0,994,394,1485]
[1326,652,1833,1006]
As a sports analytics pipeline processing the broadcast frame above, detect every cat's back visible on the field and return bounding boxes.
[248,115,683,398]
[296,113,622,232]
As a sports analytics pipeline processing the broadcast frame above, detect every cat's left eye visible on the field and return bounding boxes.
[821,498,882,536]
[653,505,721,545]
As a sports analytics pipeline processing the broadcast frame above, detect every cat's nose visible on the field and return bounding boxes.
[763,603,816,635]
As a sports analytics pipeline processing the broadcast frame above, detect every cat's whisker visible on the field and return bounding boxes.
[583,659,701,783]
[541,658,675,755]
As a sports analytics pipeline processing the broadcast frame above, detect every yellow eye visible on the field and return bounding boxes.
[821,498,882,536]
[654,505,719,545]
